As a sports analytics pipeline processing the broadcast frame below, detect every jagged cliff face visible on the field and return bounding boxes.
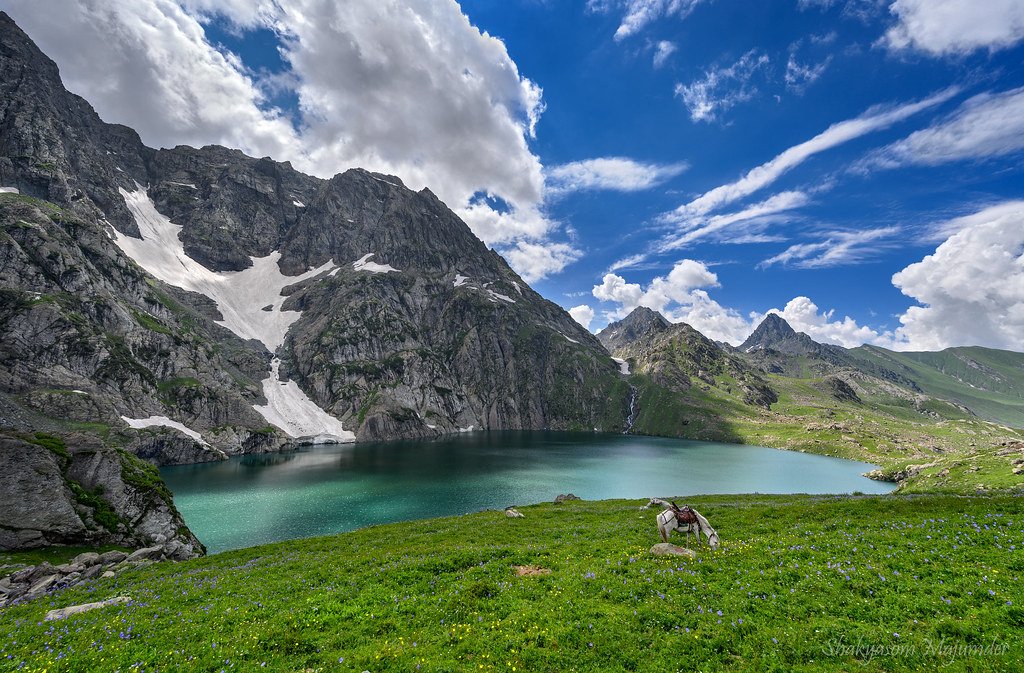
[0,431,203,557]
[0,12,627,465]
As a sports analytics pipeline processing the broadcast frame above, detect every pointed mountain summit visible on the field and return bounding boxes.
[596,307,671,352]
[739,314,826,356]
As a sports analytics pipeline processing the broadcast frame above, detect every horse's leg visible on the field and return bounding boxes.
[658,522,669,543]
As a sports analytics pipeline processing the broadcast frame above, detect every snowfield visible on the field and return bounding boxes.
[352,253,400,274]
[114,185,356,443]
[114,186,336,351]
[121,415,210,447]
[254,359,356,442]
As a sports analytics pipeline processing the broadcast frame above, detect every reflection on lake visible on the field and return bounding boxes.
[161,431,893,553]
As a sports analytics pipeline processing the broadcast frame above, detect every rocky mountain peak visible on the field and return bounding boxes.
[597,307,671,353]
[739,314,823,355]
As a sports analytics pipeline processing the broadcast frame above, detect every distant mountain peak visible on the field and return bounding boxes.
[596,306,671,353]
[740,314,822,355]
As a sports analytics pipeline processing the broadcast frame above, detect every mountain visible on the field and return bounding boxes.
[849,345,1024,427]
[0,13,628,551]
[596,307,671,352]
[739,313,836,357]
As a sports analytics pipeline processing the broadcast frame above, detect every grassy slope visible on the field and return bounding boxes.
[849,346,1024,428]
[630,372,1024,493]
[1,495,1021,672]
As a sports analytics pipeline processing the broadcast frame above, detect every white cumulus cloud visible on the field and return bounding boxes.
[568,305,596,330]
[882,0,1024,56]
[4,0,573,280]
[889,201,1024,351]
[592,260,754,343]
[502,241,582,283]
[763,297,883,348]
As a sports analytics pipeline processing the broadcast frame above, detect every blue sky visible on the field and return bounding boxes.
[7,0,1024,351]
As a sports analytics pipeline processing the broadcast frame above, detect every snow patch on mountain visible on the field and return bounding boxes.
[253,359,356,443]
[121,415,210,447]
[0,186,19,193]
[352,253,400,274]
[113,185,336,350]
[612,357,631,375]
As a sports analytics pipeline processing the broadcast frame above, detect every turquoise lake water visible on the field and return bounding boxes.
[161,431,894,553]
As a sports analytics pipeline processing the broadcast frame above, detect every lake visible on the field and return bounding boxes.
[161,431,894,553]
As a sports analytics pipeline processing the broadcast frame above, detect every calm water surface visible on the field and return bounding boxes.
[161,431,893,553]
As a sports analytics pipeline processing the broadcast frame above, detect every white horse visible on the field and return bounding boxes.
[643,498,720,549]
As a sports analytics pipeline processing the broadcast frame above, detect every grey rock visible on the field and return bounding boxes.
[79,564,105,581]
[45,596,131,620]
[101,570,115,579]
[98,551,128,565]
[554,493,581,504]
[649,543,697,558]
[504,508,524,518]
[72,551,101,567]
[26,574,58,596]
[53,562,85,575]
[0,437,85,542]
[125,545,164,563]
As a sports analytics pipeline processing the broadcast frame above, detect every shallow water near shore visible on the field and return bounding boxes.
[161,431,893,553]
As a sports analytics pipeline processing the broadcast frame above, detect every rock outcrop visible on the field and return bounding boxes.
[0,432,202,556]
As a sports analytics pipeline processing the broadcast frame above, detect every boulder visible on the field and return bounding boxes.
[26,574,58,597]
[504,508,524,518]
[72,552,101,567]
[79,564,105,581]
[125,545,164,563]
[649,543,697,558]
[44,596,131,621]
[98,550,128,565]
[554,493,581,504]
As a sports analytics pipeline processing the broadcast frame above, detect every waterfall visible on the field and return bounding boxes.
[624,385,638,434]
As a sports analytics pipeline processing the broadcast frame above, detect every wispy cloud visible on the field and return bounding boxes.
[666,88,958,219]
[674,50,770,123]
[758,226,899,268]
[652,40,678,68]
[858,87,1024,170]
[660,190,811,250]
[546,157,689,194]
[785,54,831,93]
[587,0,710,41]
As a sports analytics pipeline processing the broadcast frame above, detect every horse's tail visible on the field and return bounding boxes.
[692,509,719,548]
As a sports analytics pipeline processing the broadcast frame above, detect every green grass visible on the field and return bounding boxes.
[1,495,1020,672]
[630,371,1024,494]
[133,310,174,335]
[0,545,129,573]
[849,346,1024,428]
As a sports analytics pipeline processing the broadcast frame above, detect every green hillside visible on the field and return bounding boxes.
[1,495,1020,672]
[849,346,1024,428]
[627,369,1024,494]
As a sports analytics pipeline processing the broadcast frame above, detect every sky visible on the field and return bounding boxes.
[5,0,1024,352]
